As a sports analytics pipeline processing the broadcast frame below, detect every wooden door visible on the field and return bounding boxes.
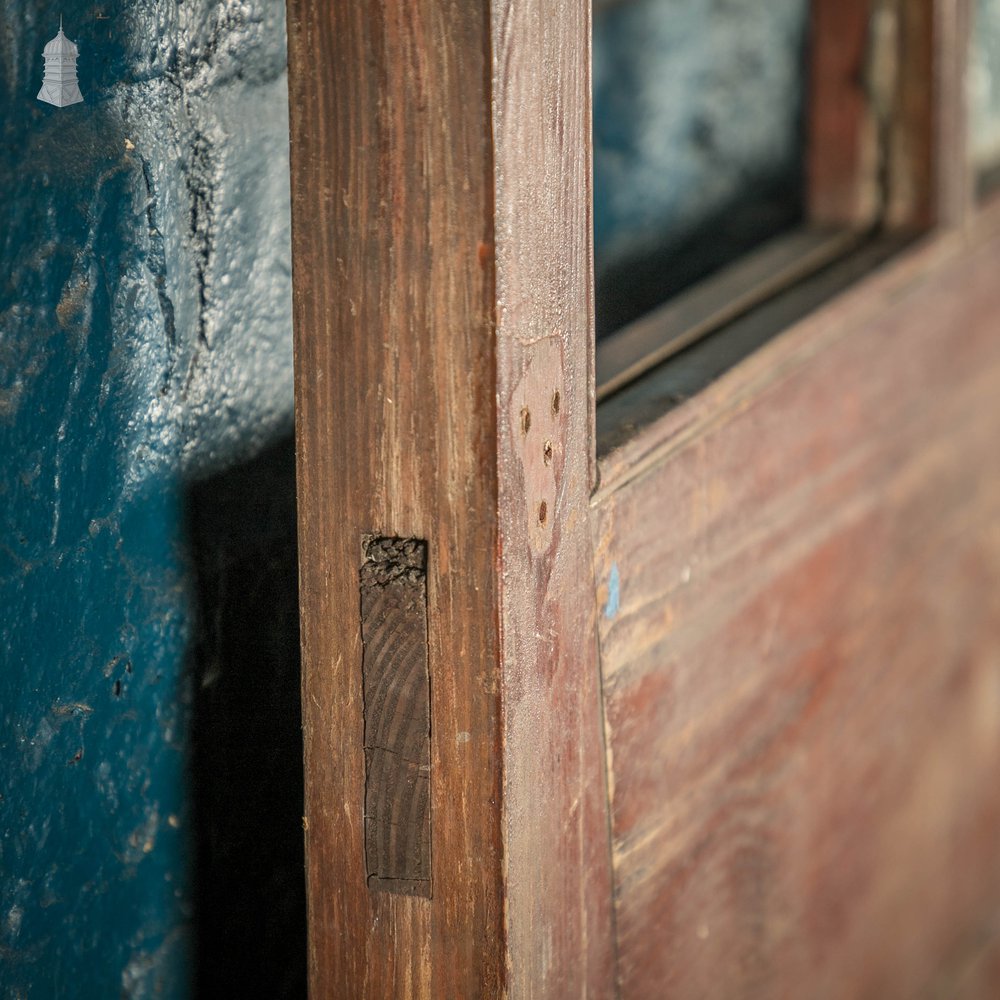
[285,1,1000,996]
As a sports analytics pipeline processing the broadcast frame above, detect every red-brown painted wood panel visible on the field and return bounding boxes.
[594,223,1000,999]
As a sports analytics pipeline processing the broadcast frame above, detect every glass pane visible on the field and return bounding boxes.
[593,0,812,336]
[971,0,1000,176]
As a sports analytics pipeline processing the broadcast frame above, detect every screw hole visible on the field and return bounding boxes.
[538,501,547,525]
[521,407,531,434]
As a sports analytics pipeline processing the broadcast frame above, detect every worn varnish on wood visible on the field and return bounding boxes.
[593,206,1000,1000]
[286,1,614,996]
[589,3,999,981]
[360,536,431,897]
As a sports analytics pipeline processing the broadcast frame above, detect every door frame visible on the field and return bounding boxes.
[284,1,990,996]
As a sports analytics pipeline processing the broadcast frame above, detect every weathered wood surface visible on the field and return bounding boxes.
[593,212,1000,998]
[490,0,616,994]
[286,0,614,995]
[287,3,501,992]
[594,235,910,471]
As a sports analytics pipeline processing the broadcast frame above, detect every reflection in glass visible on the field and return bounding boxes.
[593,0,811,336]
[971,0,1000,177]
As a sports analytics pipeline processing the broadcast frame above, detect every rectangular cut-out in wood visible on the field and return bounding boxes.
[359,536,431,898]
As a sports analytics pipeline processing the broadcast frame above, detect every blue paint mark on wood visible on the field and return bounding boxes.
[605,563,621,620]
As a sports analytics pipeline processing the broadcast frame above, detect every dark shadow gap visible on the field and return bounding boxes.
[184,434,306,999]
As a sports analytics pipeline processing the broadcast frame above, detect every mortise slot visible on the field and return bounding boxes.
[359,535,432,898]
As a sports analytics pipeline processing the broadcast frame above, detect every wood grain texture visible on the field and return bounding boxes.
[593,210,1000,998]
[490,1,616,995]
[360,537,431,896]
[286,0,614,995]
[286,3,501,995]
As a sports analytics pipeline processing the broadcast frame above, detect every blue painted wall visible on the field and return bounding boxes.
[1,3,302,996]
